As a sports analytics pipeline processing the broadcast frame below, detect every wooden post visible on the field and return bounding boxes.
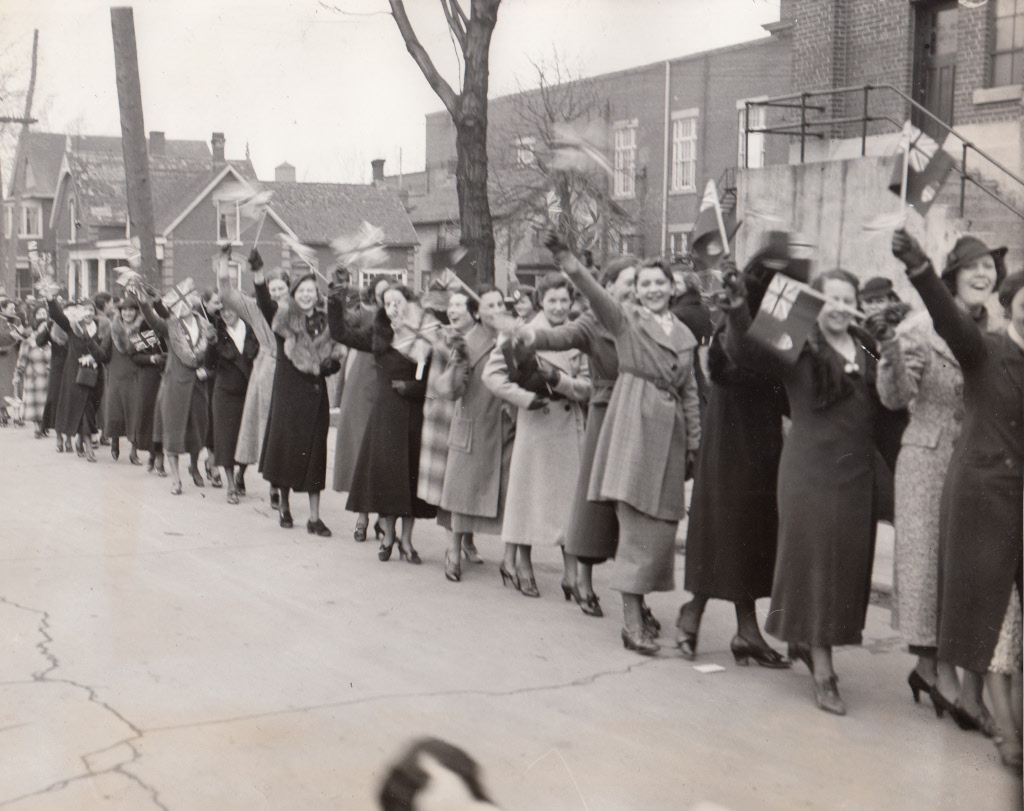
[110,7,159,288]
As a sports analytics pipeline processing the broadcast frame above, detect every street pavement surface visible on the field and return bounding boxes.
[1,426,1020,810]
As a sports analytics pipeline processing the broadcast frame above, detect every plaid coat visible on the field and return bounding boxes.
[417,351,455,506]
[15,339,51,422]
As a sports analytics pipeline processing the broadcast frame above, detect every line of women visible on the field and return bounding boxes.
[13,229,1021,769]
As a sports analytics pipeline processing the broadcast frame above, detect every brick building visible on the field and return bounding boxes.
[387,30,792,287]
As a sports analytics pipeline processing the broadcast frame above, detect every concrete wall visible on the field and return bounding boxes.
[734,155,1022,309]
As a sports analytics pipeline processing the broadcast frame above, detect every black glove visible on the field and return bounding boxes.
[538,360,560,388]
[321,359,341,377]
[717,269,748,311]
[685,449,698,481]
[527,396,549,411]
[539,227,569,256]
[864,312,896,344]
[248,248,264,272]
[891,229,928,270]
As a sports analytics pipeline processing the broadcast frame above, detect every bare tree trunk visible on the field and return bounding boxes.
[4,30,39,297]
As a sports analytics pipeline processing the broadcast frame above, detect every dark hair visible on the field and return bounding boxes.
[93,291,113,311]
[266,267,291,288]
[636,257,674,286]
[448,290,479,319]
[383,283,418,305]
[536,271,570,303]
[998,270,1024,312]
[812,268,860,300]
[599,255,639,287]
[475,283,502,301]
[378,738,491,811]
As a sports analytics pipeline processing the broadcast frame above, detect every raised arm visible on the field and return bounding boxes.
[529,318,590,353]
[47,299,72,335]
[136,296,169,340]
[326,295,373,352]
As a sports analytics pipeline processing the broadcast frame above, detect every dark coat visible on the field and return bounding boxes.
[39,324,68,431]
[911,268,1024,673]
[260,298,344,493]
[327,299,436,518]
[728,313,882,647]
[210,318,259,467]
[684,324,787,602]
[129,318,166,452]
[102,313,144,438]
[47,300,106,436]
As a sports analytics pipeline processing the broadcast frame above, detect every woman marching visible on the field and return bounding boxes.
[0,299,27,426]
[43,295,107,462]
[542,230,701,654]
[721,265,882,715]
[676,248,792,669]
[890,229,1023,769]
[218,249,289,506]
[328,281,437,561]
[875,233,1006,725]
[260,271,345,535]
[39,298,70,452]
[208,282,260,504]
[483,272,591,599]
[434,286,514,583]
[102,296,145,464]
[129,294,168,475]
[14,305,51,437]
[514,258,639,616]
[134,283,216,495]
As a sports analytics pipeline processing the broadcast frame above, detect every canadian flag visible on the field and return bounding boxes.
[888,121,956,214]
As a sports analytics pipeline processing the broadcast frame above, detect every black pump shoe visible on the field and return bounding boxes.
[307,519,331,537]
[730,635,792,668]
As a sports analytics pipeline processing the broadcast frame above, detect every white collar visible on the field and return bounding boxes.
[226,319,246,352]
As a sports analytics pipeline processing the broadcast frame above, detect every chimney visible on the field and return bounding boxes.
[211,132,226,166]
[149,131,165,156]
[371,158,385,186]
[275,162,296,183]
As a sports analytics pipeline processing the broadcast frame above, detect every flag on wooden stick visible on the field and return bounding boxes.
[691,180,739,266]
[888,121,956,215]
[331,222,388,271]
[161,277,199,319]
[746,273,828,365]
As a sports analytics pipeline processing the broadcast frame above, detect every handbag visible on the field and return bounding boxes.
[76,364,99,388]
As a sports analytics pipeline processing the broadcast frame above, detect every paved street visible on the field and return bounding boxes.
[0,426,1019,810]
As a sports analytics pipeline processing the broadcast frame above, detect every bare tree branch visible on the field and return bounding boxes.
[388,0,459,117]
[439,0,468,51]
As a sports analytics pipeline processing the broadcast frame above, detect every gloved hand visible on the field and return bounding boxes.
[892,229,928,270]
[864,312,896,344]
[539,227,569,257]
[685,449,698,481]
[537,359,560,388]
[248,248,264,272]
[321,359,342,377]
[717,269,748,311]
[527,396,550,411]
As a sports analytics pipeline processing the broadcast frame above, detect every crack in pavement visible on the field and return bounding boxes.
[0,597,169,811]
[145,657,664,734]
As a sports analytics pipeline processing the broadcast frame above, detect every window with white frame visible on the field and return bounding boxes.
[738,101,767,169]
[669,231,687,258]
[993,0,1024,87]
[216,199,240,243]
[613,120,638,198]
[670,111,698,192]
[359,268,407,289]
[515,136,536,167]
[20,201,43,238]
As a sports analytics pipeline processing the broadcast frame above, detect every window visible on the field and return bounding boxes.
[993,0,1024,87]
[359,269,406,289]
[69,198,77,242]
[670,111,698,192]
[20,202,43,238]
[669,231,686,258]
[613,120,638,198]
[738,102,767,169]
[515,137,536,167]
[216,199,240,243]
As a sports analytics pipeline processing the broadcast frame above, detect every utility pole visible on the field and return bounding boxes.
[2,29,39,296]
[110,7,159,288]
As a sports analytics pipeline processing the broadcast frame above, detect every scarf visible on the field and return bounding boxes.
[167,314,214,370]
[272,298,344,376]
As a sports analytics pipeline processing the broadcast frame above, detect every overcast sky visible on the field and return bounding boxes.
[1,0,781,185]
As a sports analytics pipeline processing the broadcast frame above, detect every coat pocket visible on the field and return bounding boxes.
[448,415,473,453]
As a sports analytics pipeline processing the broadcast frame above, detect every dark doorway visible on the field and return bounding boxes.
[912,1,958,140]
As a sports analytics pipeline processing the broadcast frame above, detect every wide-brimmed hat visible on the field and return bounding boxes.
[941,236,1007,292]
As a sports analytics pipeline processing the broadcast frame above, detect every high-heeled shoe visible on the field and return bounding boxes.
[353,517,369,543]
[939,697,998,738]
[170,481,182,496]
[571,585,603,617]
[226,488,239,505]
[675,604,699,660]
[373,519,385,541]
[814,675,846,715]
[64,437,74,453]
[154,457,167,477]
[279,510,294,529]
[378,538,395,562]
[730,635,792,668]
[146,455,155,472]
[561,579,574,601]
[56,436,65,453]
[75,437,84,457]
[461,540,484,565]
[499,563,519,589]
[907,670,934,706]
[234,470,245,495]
[641,604,661,638]
[307,519,332,537]
[994,734,1024,770]
[85,445,97,463]
[205,460,222,488]
[188,465,205,487]
[788,643,815,675]
[517,572,540,598]
[622,627,660,656]
[111,438,120,461]
[399,546,422,565]
[445,549,461,582]
[128,448,142,466]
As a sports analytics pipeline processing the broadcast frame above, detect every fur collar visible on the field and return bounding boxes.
[167,315,215,369]
[273,298,344,376]
[110,312,144,355]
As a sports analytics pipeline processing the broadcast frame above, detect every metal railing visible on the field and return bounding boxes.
[743,84,1024,220]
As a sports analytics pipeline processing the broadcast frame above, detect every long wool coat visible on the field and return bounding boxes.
[435,322,514,535]
[15,336,50,423]
[128,318,166,453]
[531,311,620,560]
[327,300,436,518]
[142,301,215,456]
[222,283,278,466]
[483,312,591,547]
[0,318,22,404]
[40,324,68,432]
[48,301,106,436]
[684,324,787,603]
[728,316,881,647]
[102,313,144,439]
[911,268,1023,673]
[877,310,963,650]
[417,349,456,507]
[260,298,345,493]
[210,318,259,468]
[332,306,376,493]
